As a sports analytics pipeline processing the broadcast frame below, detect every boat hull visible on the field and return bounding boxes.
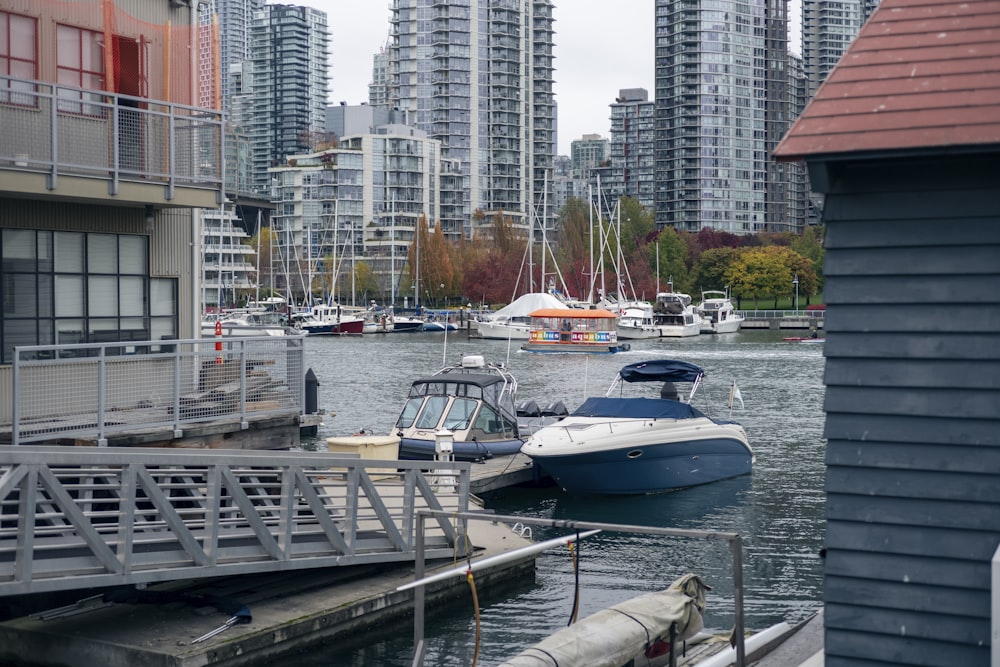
[523,418,752,494]
[521,341,630,354]
[701,317,744,334]
[476,320,530,339]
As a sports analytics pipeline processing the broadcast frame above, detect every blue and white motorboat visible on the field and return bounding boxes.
[520,359,752,494]
[394,354,567,461]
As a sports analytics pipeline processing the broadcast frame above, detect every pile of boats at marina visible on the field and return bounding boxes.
[389,353,753,495]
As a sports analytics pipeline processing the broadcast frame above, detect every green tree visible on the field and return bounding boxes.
[725,246,817,308]
[653,227,690,294]
[351,261,379,303]
[692,247,742,294]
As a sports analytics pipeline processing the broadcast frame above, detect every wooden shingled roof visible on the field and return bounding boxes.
[773,0,1000,160]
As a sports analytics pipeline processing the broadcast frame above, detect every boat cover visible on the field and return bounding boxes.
[571,397,705,420]
[619,359,704,384]
[497,573,709,667]
[486,292,566,320]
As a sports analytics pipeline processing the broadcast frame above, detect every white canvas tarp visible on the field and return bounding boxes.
[497,573,709,667]
[486,293,566,321]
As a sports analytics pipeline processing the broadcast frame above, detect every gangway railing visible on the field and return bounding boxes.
[11,336,304,445]
[0,446,472,596]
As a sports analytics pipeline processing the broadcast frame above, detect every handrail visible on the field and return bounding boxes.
[0,446,472,596]
[11,336,305,445]
[407,509,746,667]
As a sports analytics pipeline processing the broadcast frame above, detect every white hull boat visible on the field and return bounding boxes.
[697,291,745,334]
[521,359,752,495]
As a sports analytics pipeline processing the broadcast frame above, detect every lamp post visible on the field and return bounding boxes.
[793,273,799,313]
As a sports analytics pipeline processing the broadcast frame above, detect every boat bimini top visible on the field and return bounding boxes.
[607,359,705,401]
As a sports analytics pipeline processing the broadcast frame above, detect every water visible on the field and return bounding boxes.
[299,329,827,666]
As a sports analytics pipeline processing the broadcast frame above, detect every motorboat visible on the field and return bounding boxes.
[201,310,300,337]
[394,354,567,461]
[521,308,630,354]
[422,317,457,332]
[475,292,565,340]
[652,292,702,337]
[291,303,364,336]
[520,359,752,494]
[616,303,662,340]
[784,333,825,343]
[696,290,745,334]
[362,302,394,334]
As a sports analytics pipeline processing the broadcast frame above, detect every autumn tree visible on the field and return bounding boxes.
[691,247,742,294]
[421,223,455,306]
[246,225,280,297]
[725,245,817,308]
[552,197,593,300]
[653,227,691,294]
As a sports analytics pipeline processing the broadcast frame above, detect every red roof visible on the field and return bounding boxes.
[773,0,1000,160]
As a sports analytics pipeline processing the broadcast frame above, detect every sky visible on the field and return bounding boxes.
[300,2,801,156]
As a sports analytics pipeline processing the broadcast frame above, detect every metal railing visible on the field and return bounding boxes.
[408,510,747,667]
[0,74,223,197]
[11,337,304,446]
[0,446,472,596]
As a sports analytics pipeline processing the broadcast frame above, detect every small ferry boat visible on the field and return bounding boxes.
[521,308,629,354]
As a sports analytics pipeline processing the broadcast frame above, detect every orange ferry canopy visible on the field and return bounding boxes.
[528,308,618,319]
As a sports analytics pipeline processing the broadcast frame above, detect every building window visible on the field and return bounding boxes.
[56,24,104,115]
[0,11,37,106]
[1,230,177,362]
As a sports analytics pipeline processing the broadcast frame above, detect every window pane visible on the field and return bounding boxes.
[150,278,175,316]
[119,235,147,273]
[4,273,36,316]
[56,319,84,345]
[11,15,36,60]
[57,25,79,69]
[2,229,34,272]
[88,275,117,316]
[88,234,116,273]
[150,317,175,346]
[54,275,84,316]
[37,274,52,317]
[36,231,52,272]
[3,319,37,363]
[119,276,144,316]
[54,232,84,272]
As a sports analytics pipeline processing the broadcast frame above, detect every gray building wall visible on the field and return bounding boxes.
[817,152,1000,666]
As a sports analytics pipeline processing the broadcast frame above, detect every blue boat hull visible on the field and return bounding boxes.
[398,436,525,462]
[531,437,752,495]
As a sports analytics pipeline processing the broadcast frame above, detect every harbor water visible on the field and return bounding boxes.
[299,328,827,666]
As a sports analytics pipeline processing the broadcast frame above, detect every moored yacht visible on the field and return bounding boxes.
[652,291,702,337]
[696,290,745,334]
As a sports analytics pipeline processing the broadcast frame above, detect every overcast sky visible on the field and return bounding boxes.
[299,3,801,156]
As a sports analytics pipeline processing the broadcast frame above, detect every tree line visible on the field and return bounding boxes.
[247,196,824,310]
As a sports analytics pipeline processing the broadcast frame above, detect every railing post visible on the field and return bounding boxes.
[732,535,746,666]
[12,349,21,446]
[48,85,58,190]
[412,513,427,665]
[97,346,108,447]
[239,340,248,429]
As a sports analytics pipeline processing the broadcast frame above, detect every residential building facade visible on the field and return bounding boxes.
[570,133,609,180]
[653,0,772,234]
[386,0,556,241]
[201,207,257,311]
[268,125,442,307]
[246,4,329,197]
[607,89,655,212]
[801,0,878,99]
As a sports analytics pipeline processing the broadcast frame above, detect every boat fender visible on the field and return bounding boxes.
[644,638,671,658]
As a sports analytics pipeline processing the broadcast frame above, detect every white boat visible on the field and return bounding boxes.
[696,290,745,334]
[394,354,567,461]
[362,302,394,334]
[475,292,565,340]
[651,292,702,337]
[498,573,709,667]
[520,359,752,494]
[201,309,300,337]
[291,303,365,336]
[616,303,662,340]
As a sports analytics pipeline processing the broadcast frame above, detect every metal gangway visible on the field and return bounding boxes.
[0,446,472,596]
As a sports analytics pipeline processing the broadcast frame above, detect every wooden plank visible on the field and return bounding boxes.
[827,467,1000,503]
[826,602,989,646]
[825,414,1000,447]
[826,246,1000,276]
[824,627,988,667]
[824,358,998,388]
[823,332,999,356]
[825,550,989,590]
[825,575,988,618]
[824,385,999,419]
[825,217,1000,248]
[823,275,1000,304]
[826,520,1000,560]
[826,440,999,471]
[826,493,1000,530]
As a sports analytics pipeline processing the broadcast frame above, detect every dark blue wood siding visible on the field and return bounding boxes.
[817,154,1000,667]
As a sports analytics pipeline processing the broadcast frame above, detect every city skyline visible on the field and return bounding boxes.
[307,2,804,156]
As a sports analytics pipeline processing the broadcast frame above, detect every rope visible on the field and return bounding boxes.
[566,532,581,626]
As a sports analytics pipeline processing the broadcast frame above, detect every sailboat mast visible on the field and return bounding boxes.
[541,172,547,293]
[587,184,594,303]
[390,195,396,306]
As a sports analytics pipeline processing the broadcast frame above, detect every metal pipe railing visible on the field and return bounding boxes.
[407,509,747,667]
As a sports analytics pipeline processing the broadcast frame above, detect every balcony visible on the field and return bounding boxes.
[0,75,223,209]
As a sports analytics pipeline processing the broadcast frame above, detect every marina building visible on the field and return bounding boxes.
[0,0,223,415]
[386,0,556,241]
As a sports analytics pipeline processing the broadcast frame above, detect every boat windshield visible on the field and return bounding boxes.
[395,397,424,428]
[414,396,449,429]
[443,398,478,430]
